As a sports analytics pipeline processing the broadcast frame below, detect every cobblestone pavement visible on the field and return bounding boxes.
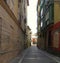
[18,46,60,63]
[10,46,60,63]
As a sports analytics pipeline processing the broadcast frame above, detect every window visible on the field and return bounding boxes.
[53,31,59,48]
[19,15,22,22]
[45,0,49,5]
[47,21,49,25]
[20,0,21,2]
[0,17,2,26]
[49,5,54,22]
[45,0,50,8]
[19,0,21,3]
[41,22,43,27]
[40,0,43,6]
[4,0,8,4]
[4,0,7,2]
[41,8,43,18]
[45,12,49,21]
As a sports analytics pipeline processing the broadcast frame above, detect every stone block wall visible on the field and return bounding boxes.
[0,5,24,63]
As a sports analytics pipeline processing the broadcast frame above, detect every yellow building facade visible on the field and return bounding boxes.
[52,1,60,51]
[54,1,60,24]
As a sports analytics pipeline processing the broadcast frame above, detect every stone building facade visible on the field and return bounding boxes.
[0,0,29,63]
[37,0,60,52]
[26,26,31,47]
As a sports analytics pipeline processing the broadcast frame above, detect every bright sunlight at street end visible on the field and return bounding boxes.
[27,0,38,35]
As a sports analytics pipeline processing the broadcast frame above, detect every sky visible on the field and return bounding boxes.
[27,0,38,34]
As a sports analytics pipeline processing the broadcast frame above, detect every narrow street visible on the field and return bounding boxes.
[0,0,60,63]
[18,46,60,63]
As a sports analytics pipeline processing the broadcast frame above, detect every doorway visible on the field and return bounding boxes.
[48,31,52,48]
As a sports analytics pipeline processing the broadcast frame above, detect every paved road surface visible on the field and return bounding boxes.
[19,46,58,63]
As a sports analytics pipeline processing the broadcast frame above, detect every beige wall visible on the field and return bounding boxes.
[13,0,18,19]
[6,0,18,19]
[0,0,28,63]
[54,2,60,24]
[26,27,31,47]
[18,0,28,31]
[0,5,24,63]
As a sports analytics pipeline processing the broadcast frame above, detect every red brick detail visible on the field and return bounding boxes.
[53,21,60,30]
[59,33,60,51]
[47,22,60,51]
[52,21,60,51]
